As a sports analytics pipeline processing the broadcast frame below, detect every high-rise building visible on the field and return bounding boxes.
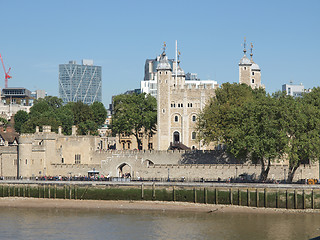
[59,59,102,104]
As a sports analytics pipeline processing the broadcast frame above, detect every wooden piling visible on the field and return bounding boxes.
[230,188,233,205]
[204,188,207,204]
[152,182,155,199]
[238,188,241,206]
[256,189,259,207]
[194,188,197,203]
[294,190,297,209]
[54,185,57,199]
[247,189,250,207]
[312,189,315,209]
[215,188,218,204]
[141,183,144,199]
[286,190,289,209]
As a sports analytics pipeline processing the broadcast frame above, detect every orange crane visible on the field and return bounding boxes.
[0,53,12,88]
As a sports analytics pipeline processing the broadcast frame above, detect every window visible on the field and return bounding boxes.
[75,154,81,164]
[252,72,255,76]
[25,159,27,165]
[175,116,179,122]
[192,115,196,122]
[244,67,246,70]
[251,79,255,84]
[138,133,143,138]
[190,103,193,108]
[162,109,165,114]
[178,104,180,107]
[61,158,64,164]
[181,104,183,107]
[192,132,196,140]
[127,142,130,149]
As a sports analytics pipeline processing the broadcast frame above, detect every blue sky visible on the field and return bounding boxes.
[1,0,319,106]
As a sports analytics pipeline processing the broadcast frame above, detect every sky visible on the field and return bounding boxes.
[0,0,319,107]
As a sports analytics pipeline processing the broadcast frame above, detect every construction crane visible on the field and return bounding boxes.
[0,53,12,88]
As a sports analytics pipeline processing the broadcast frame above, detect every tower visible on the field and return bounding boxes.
[156,43,173,150]
[59,60,102,104]
[239,39,263,89]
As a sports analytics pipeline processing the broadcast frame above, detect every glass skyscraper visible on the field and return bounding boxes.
[59,59,102,104]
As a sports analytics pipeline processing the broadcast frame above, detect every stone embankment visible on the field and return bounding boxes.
[1,181,320,210]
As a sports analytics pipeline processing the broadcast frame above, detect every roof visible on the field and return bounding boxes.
[0,131,19,143]
[156,52,172,70]
[251,62,260,71]
[239,55,251,65]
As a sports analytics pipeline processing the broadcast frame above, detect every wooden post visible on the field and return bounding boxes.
[13,185,15,197]
[69,185,72,200]
[312,190,315,209]
[28,185,30,198]
[256,188,259,207]
[54,185,57,199]
[18,186,20,197]
[152,182,155,200]
[302,190,305,209]
[230,188,233,205]
[1,185,3,197]
[276,190,279,208]
[204,188,207,204]
[48,186,51,199]
[294,190,297,209]
[43,185,46,199]
[194,188,197,203]
[8,185,10,197]
[38,185,40,198]
[264,188,267,208]
[215,188,218,204]
[238,188,241,206]
[286,190,289,209]
[141,183,144,199]
[247,189,250,207]
[23,185,26,198]
[172,186,175,202]
[64,185,66,199]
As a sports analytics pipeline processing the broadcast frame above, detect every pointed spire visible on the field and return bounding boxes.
[162,42,167,55]
[250,42,253,61]
[243,37,247,55]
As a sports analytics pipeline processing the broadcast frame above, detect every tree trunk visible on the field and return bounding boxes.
[287,165,299,183]
[259,158,271,182]
[133,132,142,150]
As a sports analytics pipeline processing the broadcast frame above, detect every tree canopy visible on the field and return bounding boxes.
[111,93,157,150]
[197,83,320,182]
[14,96,107,135]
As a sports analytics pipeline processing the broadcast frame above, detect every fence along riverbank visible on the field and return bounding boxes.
[0,182,320,210]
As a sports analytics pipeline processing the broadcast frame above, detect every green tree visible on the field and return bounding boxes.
[111,93,157,150]
[14,110,29,133]
[90,102,108,127]
[197,83,287,181]
[279,92,320,182]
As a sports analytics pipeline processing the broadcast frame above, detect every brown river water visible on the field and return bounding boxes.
[0,207,319,240]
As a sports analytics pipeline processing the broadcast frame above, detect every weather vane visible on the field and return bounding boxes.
[163,42,166,52]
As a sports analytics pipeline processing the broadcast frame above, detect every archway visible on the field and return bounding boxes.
[117,163,132,178]
[173,131,180,144]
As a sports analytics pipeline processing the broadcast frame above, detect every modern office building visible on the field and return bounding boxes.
[282,82,306,98]
[59,59,102,104]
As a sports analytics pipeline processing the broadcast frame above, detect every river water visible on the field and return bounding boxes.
[0,207,319,240]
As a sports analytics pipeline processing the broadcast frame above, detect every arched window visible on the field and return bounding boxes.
[174,115,179,122]
[192,115,196,122]
[192,132,196,140]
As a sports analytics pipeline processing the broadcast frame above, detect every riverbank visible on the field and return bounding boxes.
[0,197,319,214]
